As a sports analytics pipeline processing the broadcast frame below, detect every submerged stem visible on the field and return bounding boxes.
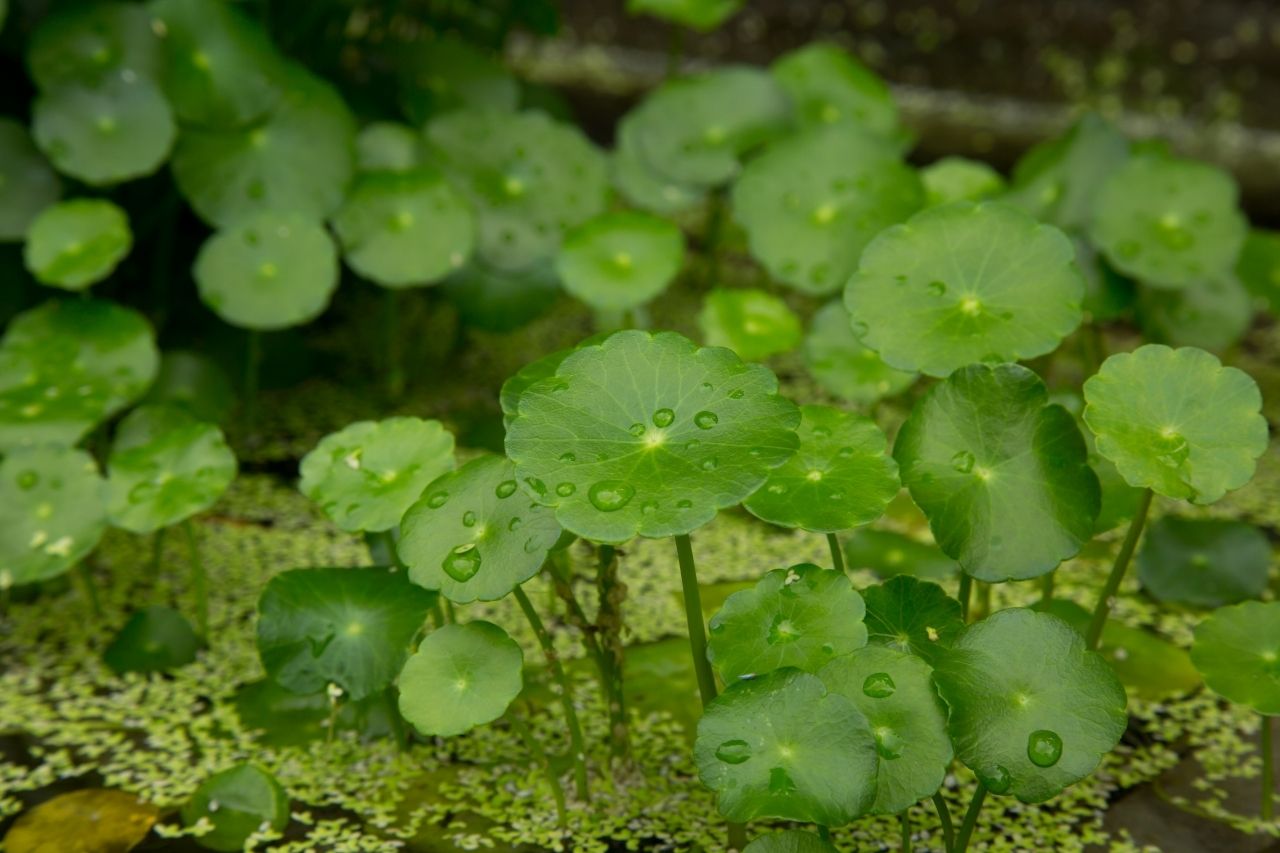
[931,791,955,852]
[512,585,590,801]
[957,574,972,623]
[1263,713,1275,821]
[673,534,717,707]
[1084,488,1154,650]
[953,782,988,853]
[900,809,911,852]
[183,520,209,638]
[826,532,846,575]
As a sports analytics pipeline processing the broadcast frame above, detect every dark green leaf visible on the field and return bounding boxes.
[1138,517,1271,608]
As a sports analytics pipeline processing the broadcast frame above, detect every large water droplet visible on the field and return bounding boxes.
[524,477,548,498]
[495,480,517,499]
[427,490,449,508]
[862,672,896,698]
[694,411,719,430]
[768,767,798,794]
[628,423,646,437]
[442,543,481,582]
[652,408,675,428]
[462,510,477,527]
[556,482,576,497]
[979,764,1012,794]
[1027,729,1063,768]
[715,739,751,765]
[588,480,635,512]
[875,727,904,760]
[508,517,523,532]
[951,450,976,474]
[558,452,576,463]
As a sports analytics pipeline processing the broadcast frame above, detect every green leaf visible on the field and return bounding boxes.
[1137,275,1252,352]
[733,123,921,295]
[427,109,607,271]
[397,620,524,736]
[28,1,162,89]
[770,43,898,139]
[0,446,106,586]
[354,122,423,173]
[1191,601,1280,715]
[611,115,706,216]
[694,668,878,825]
[1089,154,1246,289]
[820,645,953,813]
[628,67,792,188]
[846,201,1085,377]
[845,530,957,581]
[103,605,200,674]
[32,72,175,186]
[555,210,684,312]
[505,330,800,543]
[24,198,131,291]
[332,168,474,288]
[498,333,611,429]
[172,66,355,228]
[0,298,158,451]
[802,301,916,404]
[142,350,237,424]
[1236,228,1280,313]
[1083,344,1268,504]
[1075,239,1137,322]
[257,566,437,701]
[744,404,898,533]
[399,455,562,603]
[1137,516,1271,608]
[707,563,867,681]
[894,363,1099,581]
[0,118,61,242]
[698,288,802,362]
[180,763,289,853]
[862,575,964,667]
[107,404,236,533]
[921,156,1006,207]
[626,0,743,31]
[149,0,287,128]
[397,35,518,125]
[194,210,339,331]
[442,258,560,332]
[932,608,1128,802]
[298,417,454,534]
[743,830,837,853]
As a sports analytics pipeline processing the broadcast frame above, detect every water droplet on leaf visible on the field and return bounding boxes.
[694,411,719,430]
[495,480,517,499]
[442,543,481,582]
[652,408,675,428]
[980,765,1012,794]
[427,490,449,508]
[862,672,896,698]
[588,480,635,512]
[556,482,576,497]
[875,727,904,760]
[1027,729,1063,768]
[462,511,477,527]
[951,450,976,473]
[715,739,751,765]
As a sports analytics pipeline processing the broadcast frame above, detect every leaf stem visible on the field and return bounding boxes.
[1084,488,1154,650]
[183,520,209,638]
[384,687,407,752]
[512,585,590,802]
[76,562,102,617]
[931,791,954,852]
[826,532,846,575]
[673,534,717,706]
[1263,712,1275,821]
[151,527,167,575]
[957,574,972,623]
[1039,570,1055,607]
[900,809,911,852]
[953,782,987,853]
[510,706,568,828]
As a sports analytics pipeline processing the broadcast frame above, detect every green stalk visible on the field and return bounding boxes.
[183,520,209,638]
[384,687,407,752]
[151,527,167,575]
[1263,712,1275,821]
[444,599,457,624]
[383,288,404,399]
[510,707,568,828]
[900,809,911,852]
[703,188,727,287]
[931,791,954,852]
[728,823,748,851]
[673,534,717,706]
[826,532,846,575]
[512,585,590,801]
[243,329,262,438]
[429,600,446,630]
[817,825,830,842]
[1039,570,1055,607]
[953,782,988,853]
[973,580,991,621]
[1084,488,1154,650]
[77,562,102,617]
[957,574,972,623]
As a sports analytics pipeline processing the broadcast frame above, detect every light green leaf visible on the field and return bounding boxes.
[743,831,837,853]
[921,156,1006,207]
[611,115,706,216]
[24,198,131,291]
[397,620,524,736]
[626,0,743,31]
[770,42,898,138]
[862,575,964,667]
[498,333,611,429]
[555,210,684,312]
[1191,601,1280,715]
[28,1,162,89]
[1138,516,1271,608]
[1137,275,1252,352]
[354,122,423,173]
[0,445,107,586]
[802,301,916,404]
[698,288,802,362]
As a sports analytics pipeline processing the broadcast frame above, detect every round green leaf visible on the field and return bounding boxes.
[0,298,159,450]
[933,608,1127,802]
[505,330,801,543]
[1138,275,1252,352]
[1089,154,1246,290]
[498,333,610,429]
[743,831,837,853]
[1138,516,1270,608]
[611,115,706,216]
[355,121,424,173]
[733,123,921,296]
[172,66,355,229]
[626,0,742,31]
[921,156,1005,207]
[846,201,1084,377]
[1083,344,1267,504]
[150,0,287,128]
[257,566,437,701]
[770,42,898,138]
[32,71,175,186]
[142,350,236,424]
[744,404,898,533]
[0,445,107,586]
[442,258,560,332]
[194,210,340,331]
[845,530,957,581]
[820,645,953,813]
[426,109,607,271]
[707,563,867,682]
[24,198,131,290]
[698,288,802,362]
[397,620,524,736]
[398,455,562,604]
[180,763,289,853]
[694,668,878,825]
[332,168,474,288]
[28,1,162,89]
[398,35,518,125]
[629,67,792,188]
[103,605,200,674]
[0,118,61,242]
[895,362,1099,581]
[555,210,684,312]
[1237,228,1280,313]
[862,575,964,667]
[802,301,916,404]
[298,417,455,534]
[1191,601,1280,715]
[106,404,236,533]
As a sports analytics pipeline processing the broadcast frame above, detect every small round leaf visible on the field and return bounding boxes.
[28,2,162,89]
[0,446,107,586]
[626,0,743,31]
[770,42,898,138]
[921,156,1005,207]
[1137,275,1252,352]
[802,301,916,404]
[698,288,802,362]
[555,210,684,312]
[398,35,518,125]
[1237,228,1280,313]
[1138,516,1271,608]
[24,198,131,290]
[355,121,424,173]
[0,118,61,241]
[1191,601,1280,715]
[611,115,706,216]
[181,763,289,853]
[862,575,964,667]
[397,620,524,736]
[103,605,200,674]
